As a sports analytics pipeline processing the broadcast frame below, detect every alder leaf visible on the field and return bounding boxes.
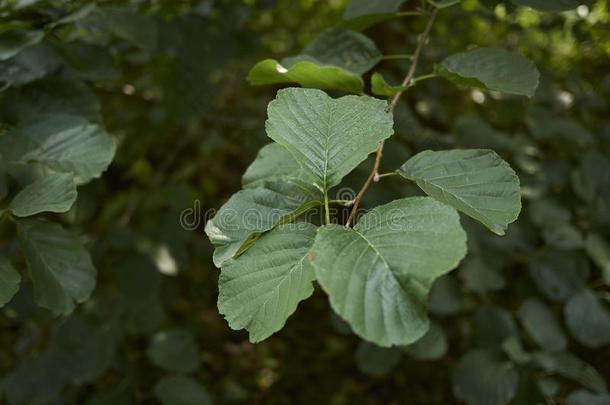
[9,173,77,217]
[247,59,364,94]
[453,348,519,405]
[533,351,607,393]
[147,329,200,373]
[154,375,212,405]
[0,256,20,307]
[266,87,394,192]
[241,143,320,198]
[371,72,407,97]
[584,233,610,286]
[0,114,115,183]
[218,223,317,343]
[17,219,96,314]
[0,28,44,61]
[310,197,467,347]
[205,180,320,267]
[436,48,539,97]
[283,28,382,75]
[248,28,380,93]
[564,289,610,349]
[518,298,567,352]
[343,0,408,30]
[399,149,521,235]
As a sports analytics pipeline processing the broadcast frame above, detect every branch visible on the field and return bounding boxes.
[346,8,439,227]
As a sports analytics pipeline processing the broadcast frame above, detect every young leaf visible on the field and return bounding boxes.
[247,59,364,94]
[371,72,407,97]
[453,349,519,405]
[511,0,580,11]
[310,197,467,347]
[436,48,539,97]
[266,88,394,192]
[17,220,96,313]
[398,149,521,235]
[218,223,317,343]
[147,329,200,373]
[9,173,77,217]
[205,180,320,267]
[517,298,567,352]
[343,0,408,30]
[565,289,610,349]
[0,256,20,307]
[0,114,115,183]
[154,375,212,405]
[0,28,44,61]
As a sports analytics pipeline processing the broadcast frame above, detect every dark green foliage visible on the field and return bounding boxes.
[0,0,609,404]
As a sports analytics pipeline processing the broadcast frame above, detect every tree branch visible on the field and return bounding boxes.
[346,8,439,227]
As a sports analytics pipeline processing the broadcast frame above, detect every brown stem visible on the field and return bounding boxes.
[346,8,439,227]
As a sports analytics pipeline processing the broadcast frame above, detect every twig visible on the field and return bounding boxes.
[346,8,439,227]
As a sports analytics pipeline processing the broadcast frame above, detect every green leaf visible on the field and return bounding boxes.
[343,0,408,30]
[566,390,610,405]
[310,197,467,347]
[54,41,118,81]
[9,173,77,217]
[0,114,115,183]
[399,149,521,235]
[511,0,580,11]
[284,28,382,75]
[474,306,518,348]
[453,349,519,405]
[154,375,212,405]
[502,336,531,365]
[517,298,567,352]
[241,143,319,197]
[356,341,402,376]
[0,28,44,61]
[0,255,20,307]
[371,72,407,97]
[17,219,96,313]
[86,6,158,52]
[533,351,607,393]
[435,48,539,97]
[266,88,394,192]
[403,321,448,360]
[429,274,463,316]
[2,77,102,123]
[459,257,506,293]
[585,233,610,286]
[565,289,610,349]
[0,43,60,89]
[218,223,317,343]
[528,251,589,302]
[427,0,460,7]
[205,181,320,267]
[147,329,200,373]
[247,58,364,94]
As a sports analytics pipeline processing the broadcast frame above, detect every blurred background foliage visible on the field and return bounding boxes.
[0,0,609,403]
